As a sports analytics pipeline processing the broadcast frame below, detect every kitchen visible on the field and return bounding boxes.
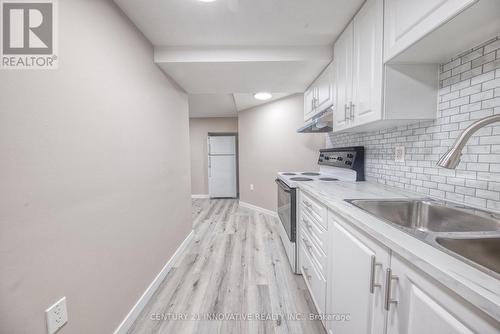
[1,0,500,334]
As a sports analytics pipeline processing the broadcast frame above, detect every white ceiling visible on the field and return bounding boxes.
[155,46,332,94]
[188,94,237,118]
[233,93,293,112]
[114,0,363,46]
[189,92,294,118]
[114,0,364,117]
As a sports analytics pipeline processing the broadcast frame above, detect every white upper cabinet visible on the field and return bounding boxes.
[384,0,500,63]
[386,254,500,334]
[352,0,384,127]
[304,88,316,121]
[333,23,353,131]
[315,62,335,114]
[384,0,476,62]
[332,0,438,133]
[304,62,335,121]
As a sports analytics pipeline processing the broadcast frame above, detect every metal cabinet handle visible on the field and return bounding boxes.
[384,268,399,311]
[369,255,382,294]
[349,102,354,120]
[344,104,349,121]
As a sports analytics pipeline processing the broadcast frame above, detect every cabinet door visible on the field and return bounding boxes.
[386,254,500,334]
[384,0,476,62]
[316,62,334,113]
[326,213,389,334]
[333,23,353,131]
[304,87,316,121]
[352,0,383,127]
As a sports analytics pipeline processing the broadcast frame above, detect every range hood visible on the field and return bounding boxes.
[297,108,333,133]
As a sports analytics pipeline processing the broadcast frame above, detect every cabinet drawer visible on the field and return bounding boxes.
[300,191,327,229]
[300,224,327,277]
[300,210,327,254]
[299,240,326,316]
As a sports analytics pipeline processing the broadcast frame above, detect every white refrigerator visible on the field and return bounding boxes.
[208,135,237,198]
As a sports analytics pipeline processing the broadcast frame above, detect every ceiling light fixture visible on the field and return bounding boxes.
[198,0,217,2]
[254,92,272,100]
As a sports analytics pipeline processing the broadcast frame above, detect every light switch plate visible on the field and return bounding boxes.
[45,297,68,334]
[395,146,405,162]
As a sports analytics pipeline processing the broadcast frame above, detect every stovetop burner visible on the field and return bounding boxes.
[319,177,339,181]
[301,172,320,176]
[282,172,296,175]
[290,177,313,181]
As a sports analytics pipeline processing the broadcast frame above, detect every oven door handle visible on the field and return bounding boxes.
[275,179,291,193]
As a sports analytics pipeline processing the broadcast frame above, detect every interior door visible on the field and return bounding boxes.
[327,214,389,334]
[333,22,353,131]
[208,155,237,198]
[352,0,383,126]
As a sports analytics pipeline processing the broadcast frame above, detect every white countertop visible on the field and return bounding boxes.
[296,180,500,321]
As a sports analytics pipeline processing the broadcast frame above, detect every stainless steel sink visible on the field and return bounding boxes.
[436,237,500,275]
[345,198,500,277]
[346,199,500,233]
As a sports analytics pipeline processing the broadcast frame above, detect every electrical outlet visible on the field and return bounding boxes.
[250,184,254,190]
[395,146,405,162]
[45,297,68,334]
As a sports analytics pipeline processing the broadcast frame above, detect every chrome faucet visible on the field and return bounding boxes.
[437,114,500,169]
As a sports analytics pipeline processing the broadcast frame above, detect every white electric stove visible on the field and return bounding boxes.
[275,146,365,273]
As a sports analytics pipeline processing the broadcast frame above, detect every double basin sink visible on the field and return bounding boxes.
[346,198,500,277]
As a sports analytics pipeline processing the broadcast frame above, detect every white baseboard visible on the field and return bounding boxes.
[191,194,209,199]
[239,201,278,218]
[113,230,194,334]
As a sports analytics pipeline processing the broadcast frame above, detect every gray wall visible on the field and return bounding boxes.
[239,94,325,211]
[189,117,239,196]
[327,37,500,211]
[0,1,192,333]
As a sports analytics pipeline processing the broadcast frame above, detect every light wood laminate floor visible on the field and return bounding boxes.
[128,199,325,334]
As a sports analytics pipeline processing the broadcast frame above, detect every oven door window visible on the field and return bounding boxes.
[276,179,296,242]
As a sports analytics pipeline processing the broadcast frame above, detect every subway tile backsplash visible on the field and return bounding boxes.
[327,37,500,211]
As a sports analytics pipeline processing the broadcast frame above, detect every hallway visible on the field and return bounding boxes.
[128,199,324,334]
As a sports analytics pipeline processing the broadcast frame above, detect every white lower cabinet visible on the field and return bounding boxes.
[320,208,500,334]
[386,253,500,334]
[298,190,328,324]
[299,238,326,317]
[326,211,390,334]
